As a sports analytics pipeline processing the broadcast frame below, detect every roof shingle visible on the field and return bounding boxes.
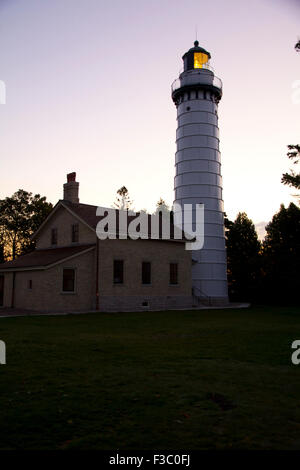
[0,244,95,271]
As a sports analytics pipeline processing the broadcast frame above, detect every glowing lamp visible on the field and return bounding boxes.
[194,52,209,68]
[182,40,211,71]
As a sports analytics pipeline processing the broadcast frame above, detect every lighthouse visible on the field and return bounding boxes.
[171,41,228,305]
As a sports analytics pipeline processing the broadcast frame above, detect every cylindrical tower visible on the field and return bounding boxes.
[171,41,228,305]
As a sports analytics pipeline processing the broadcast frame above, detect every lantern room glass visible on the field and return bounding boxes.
[194,52,209,69]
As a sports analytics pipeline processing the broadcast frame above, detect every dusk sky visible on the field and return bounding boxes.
[0,0,299,229]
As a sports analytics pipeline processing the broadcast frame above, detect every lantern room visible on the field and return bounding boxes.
[182,40,211,71]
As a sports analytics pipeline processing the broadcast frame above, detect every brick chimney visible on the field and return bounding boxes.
[63,172,79,203]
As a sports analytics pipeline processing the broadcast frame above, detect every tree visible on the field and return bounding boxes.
[225,212,261,301]
[154,198,170,214]
[0,190,53,260]
[139,208,148,214]
[281,42,300,196]
[262,203,300,304]
[154,198,174,229]
[281,144,300,194]
[113,186,133,210]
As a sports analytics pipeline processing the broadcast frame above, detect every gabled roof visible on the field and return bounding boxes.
[31,200,97,240]
[32,200,187,242]
[62,200,100,229]
[0,244,95,271]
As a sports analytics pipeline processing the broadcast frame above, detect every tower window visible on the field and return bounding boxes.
[142,262,151,285]
[170,263,178,285]
[186,106,190,111]
[71,223,79,243]
[51,228,58,245]
[113,260,124,284]
[28,280,32,290]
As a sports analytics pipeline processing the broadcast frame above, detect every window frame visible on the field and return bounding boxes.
[142,261,151,285]
[62,268,76,294]
[169,262,179,285]
[71,223,79,243]
[51,227,58,246]
[113,259,124,285]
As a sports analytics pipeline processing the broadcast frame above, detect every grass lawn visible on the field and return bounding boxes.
[0,305,300,450]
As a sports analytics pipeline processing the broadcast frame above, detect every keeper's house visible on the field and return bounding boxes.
[0,173,192,312]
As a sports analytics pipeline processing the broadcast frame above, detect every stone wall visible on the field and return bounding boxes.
[98,238,192,311]
[99,295,193,312]
[11,248,95,312]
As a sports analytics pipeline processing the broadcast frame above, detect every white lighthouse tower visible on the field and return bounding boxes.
[172,41,228,305]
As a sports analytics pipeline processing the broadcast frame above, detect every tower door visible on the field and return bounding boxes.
[0,276,4,306]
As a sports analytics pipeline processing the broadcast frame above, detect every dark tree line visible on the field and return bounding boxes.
[225,203,300,304]
[226,141,300,304]
[225,212,261,302]
[263,203,300,304]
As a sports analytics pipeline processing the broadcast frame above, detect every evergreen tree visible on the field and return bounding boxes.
[225,212,261,301]
[113,186,133,210]
[281,144,300,195]
[263,203,300,304]
[154,198,170,217]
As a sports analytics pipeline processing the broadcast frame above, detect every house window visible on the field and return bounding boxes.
[28,280,32,290]
[51,228,58,245]
[142,262,151,285]
[71,223,79,243]
[170,263,178,285]
[62,268,75,292]
[113,260,124,284]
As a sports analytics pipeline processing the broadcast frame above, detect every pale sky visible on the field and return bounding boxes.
[0,0,299,227]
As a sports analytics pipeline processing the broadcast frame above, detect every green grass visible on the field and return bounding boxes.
[0,306,300,450]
